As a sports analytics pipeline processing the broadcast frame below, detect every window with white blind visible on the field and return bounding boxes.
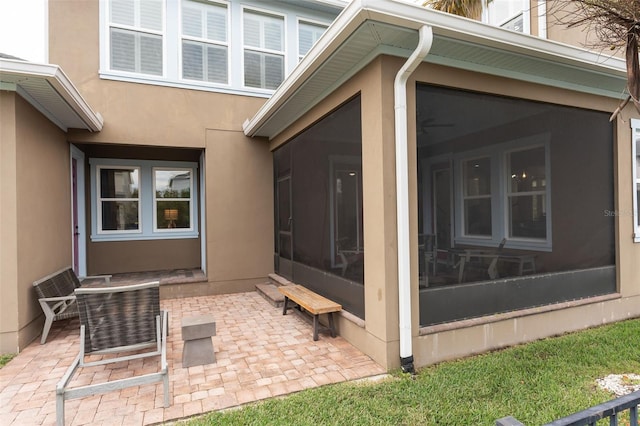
[298,20,327,61]
[243,9,285,90]
[101,1,342,94]
[181,0,228,84]
[109,0,164,76]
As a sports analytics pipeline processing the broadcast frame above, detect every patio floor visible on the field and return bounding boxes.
[0,276,385,425]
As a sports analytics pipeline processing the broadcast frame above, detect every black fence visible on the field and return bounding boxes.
[496,390,640,426]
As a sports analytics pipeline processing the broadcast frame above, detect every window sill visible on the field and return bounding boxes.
[99,71,274,98]
[91,232,199,242]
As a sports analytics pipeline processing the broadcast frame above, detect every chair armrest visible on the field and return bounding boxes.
[38,295,76,316]
[39,295,76,303]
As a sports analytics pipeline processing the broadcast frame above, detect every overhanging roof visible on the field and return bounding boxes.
[0,58,103,132]
[243,0,627,139]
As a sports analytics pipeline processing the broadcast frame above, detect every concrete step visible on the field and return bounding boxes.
[268,273,293,286]
[255,282,285,308]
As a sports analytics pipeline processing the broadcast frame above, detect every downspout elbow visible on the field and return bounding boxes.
[394,25,433,375]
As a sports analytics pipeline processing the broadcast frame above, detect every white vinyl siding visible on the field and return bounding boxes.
[298,20,327,61]
[243,9,285,90]
[181,0,228,84]
[109,0,164,75]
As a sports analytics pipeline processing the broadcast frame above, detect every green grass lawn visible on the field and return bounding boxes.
[0,353,15,368]
[184,318,640,426]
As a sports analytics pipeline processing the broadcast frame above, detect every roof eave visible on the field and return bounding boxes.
[243,0,627,140]
[0,58,103,132]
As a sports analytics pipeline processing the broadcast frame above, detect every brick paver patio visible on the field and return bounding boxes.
[0,291,385,425]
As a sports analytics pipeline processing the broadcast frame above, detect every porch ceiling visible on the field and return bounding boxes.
[0,58,103,132]
[243,0,627,140]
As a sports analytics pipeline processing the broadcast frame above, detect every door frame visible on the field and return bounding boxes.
[71,144,87,277]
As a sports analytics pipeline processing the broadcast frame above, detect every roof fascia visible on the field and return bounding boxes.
[0,58,103,132]
[243,0,627,138]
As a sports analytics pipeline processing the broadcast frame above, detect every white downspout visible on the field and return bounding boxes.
[394,25,433,374]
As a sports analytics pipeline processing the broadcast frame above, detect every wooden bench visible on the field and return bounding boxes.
[278,285,341,341]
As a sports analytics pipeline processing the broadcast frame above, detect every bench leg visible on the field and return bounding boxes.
[328,312,336,338]
[282,296,289,315]
[313,315,319,341]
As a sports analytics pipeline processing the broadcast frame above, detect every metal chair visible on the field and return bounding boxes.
[56,281,169,426]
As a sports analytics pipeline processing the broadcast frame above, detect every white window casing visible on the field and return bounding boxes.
[91,159,198,242]
[242,7,286,90]
[454,134,552,251]
[297,19,328,61]
[109,0,165,76]
[180,0,229,84]
[96,166,142,235]
[153,167,194,232]
[100,0,338,96]
[484,0,530,34]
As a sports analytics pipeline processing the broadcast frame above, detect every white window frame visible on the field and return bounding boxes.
[483,0,530,34]
[90,158,198,241]
[179,0,230,86]
[454,135,552,251]
[241,6,286,92]
[631,119,640,242]
[96,165,142,235]
[99,0,341,96]
[460,156,493,239]
[107,0,166,77]
[153,167,195,232]
[297,18,328,61]
[328,156,363,269]
[504,144,550,243]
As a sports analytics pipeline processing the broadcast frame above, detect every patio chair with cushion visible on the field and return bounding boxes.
[56,281,169,426]
[32,267,111,344]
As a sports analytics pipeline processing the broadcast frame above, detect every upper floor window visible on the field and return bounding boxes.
[298,20,327,61]
[101,0,341,94]
[485,0,528,33]
[243,9,285,90]
[632,119,640,242]
[181,0,228,84]
[109,0,164,76]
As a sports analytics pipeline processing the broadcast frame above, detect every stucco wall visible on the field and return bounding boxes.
[408,59,640,368]
[48,0,274,288]
[0,93,72,353]
[0,91,20,353]
[270,57,403,368]
[268,54,640,371]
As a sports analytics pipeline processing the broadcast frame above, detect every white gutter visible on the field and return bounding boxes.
[394,25,433,374]
[0,58,103,131]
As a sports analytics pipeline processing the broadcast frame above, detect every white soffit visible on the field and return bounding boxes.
[244,0,627,139]
[0,58,103,132]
